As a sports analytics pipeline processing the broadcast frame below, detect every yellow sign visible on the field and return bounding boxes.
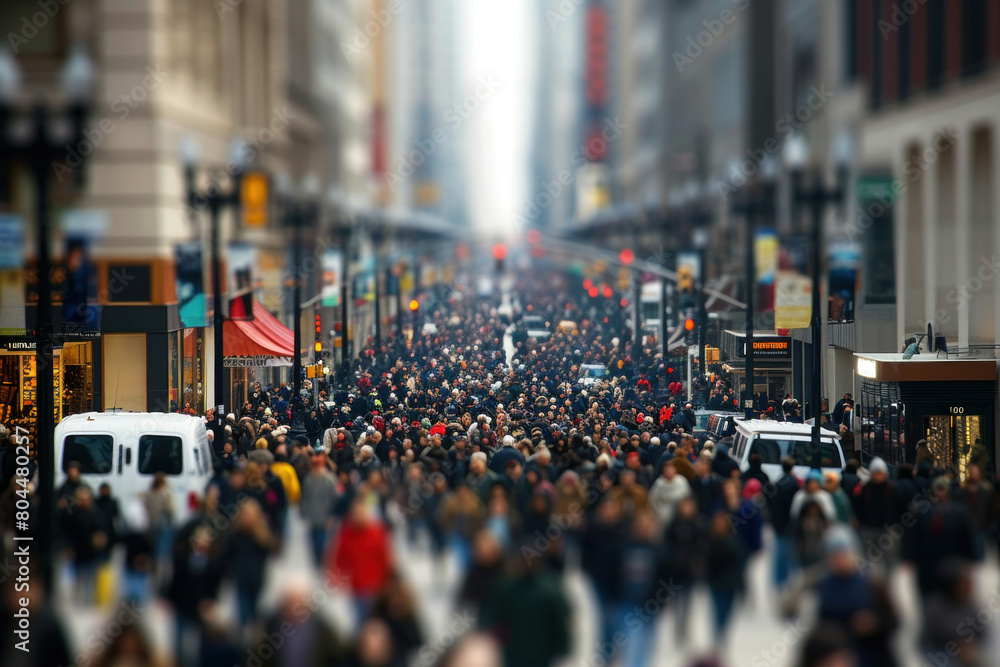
[241,172,269,227]
[775,270,812,330]
[705,347,720,363]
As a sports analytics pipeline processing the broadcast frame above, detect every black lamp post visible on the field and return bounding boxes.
[0,45,94,598]
[730,157,778,420]
[784,131,849,468]
[181,135,248,420]
[276,172,320,430]
[325,205,352,389]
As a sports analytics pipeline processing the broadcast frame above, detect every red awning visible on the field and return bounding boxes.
[252,301,295,348]
[223,318,294,357]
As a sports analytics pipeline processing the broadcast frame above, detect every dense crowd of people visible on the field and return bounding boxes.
[1,272,998,667]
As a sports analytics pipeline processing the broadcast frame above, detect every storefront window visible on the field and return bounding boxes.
[61,342,93,417]
[169,331,180,412]
[182,328,205,415]
[858,379,905,465]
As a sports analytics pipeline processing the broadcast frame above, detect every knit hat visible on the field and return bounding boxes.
[806,469,824,484]
[255,438,268,449]
[420,418,432,429]
[248,449,274,465]
[869,457,888,475]
[824,523,859,556]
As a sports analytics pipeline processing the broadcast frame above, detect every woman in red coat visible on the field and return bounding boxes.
[328,495,394,628]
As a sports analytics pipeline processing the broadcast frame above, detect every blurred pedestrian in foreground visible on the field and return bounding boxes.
[479,537,571,667]
[301,448,338,567]
[225,498,276,630]
[815,525,898,667]
[330,494,394,627]
[706,508,744,647]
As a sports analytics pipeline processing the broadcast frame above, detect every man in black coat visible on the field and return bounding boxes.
[768,457,801,589]
[902,476,981,602]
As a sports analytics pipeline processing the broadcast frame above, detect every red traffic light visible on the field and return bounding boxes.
[492,243,508,261]
[684,318,695,331]
[583,279,593,290]
[314,314,322,334]
[526,229,542,245]
[619,298,628,308]
[588,286,599,298]
[602,286,613,298]
[618,248,635,265]
[667,367,674,374]
[409,299,420,312]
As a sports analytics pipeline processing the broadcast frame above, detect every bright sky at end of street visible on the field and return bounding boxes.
[465,0,533,235]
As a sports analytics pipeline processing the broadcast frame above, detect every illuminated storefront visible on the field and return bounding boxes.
[0,338,95,437]
[722,331,796,408]
[854,353,997,480]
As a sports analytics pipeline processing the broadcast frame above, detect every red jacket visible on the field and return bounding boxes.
[329,519,393,596]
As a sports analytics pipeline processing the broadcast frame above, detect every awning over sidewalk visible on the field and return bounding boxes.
[222,301,296,366]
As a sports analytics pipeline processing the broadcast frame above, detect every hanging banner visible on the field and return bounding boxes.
[61,236,98,333]
[775,271,812,330]
[0,215,25,336]
[321,249,342,307]
[755,228,778,312]
[175,242,207,328]
[828,242,860,323]
[227,242,256,320]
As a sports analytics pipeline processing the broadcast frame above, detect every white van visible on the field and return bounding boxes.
[55,412,214,527]
[731,420,845,483]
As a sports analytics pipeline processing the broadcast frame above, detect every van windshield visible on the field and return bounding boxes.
[62,435,113,474]
[138,435,183,475]
[749,437,841,467]
[582,367,604,378]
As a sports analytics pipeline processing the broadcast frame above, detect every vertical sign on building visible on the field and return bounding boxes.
[321,249,342,308]
[227,242,256,320]
[175,242,207,328]
[755,228,778,312]
[0,215,25,336]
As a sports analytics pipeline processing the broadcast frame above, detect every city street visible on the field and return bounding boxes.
[5,2,1000,667]
[58,511,1000,667]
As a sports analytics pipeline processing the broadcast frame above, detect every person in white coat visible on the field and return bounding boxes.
[649,458,692,527]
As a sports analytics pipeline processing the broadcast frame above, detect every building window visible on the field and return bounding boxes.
[962,0,988,75]
[0,0,66,57]
[843,0,857,83]
[106,264,151,303]
[926,0,945,87]
[181,328,205,415]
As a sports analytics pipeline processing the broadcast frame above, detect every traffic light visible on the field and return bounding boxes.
[492,243,507,273]
[618,248,634,265]
[409,299,420,319]
[677,265,694,293]
[602,285,613,299]
[314,313,322,339]
[684,317,696,345]
[314,341,322,353]
[526,229,542,245]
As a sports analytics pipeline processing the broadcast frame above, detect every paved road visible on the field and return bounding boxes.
[58,512,1000,667]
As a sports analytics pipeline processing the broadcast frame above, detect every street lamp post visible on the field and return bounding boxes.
[784,132,848,468]
[730,157,778,419]
[0,46,94,598]
[276,173,320,430]
[182,136,247,418]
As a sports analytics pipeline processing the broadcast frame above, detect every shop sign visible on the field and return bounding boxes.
[224,356,292,368]
[740,336,791,359]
